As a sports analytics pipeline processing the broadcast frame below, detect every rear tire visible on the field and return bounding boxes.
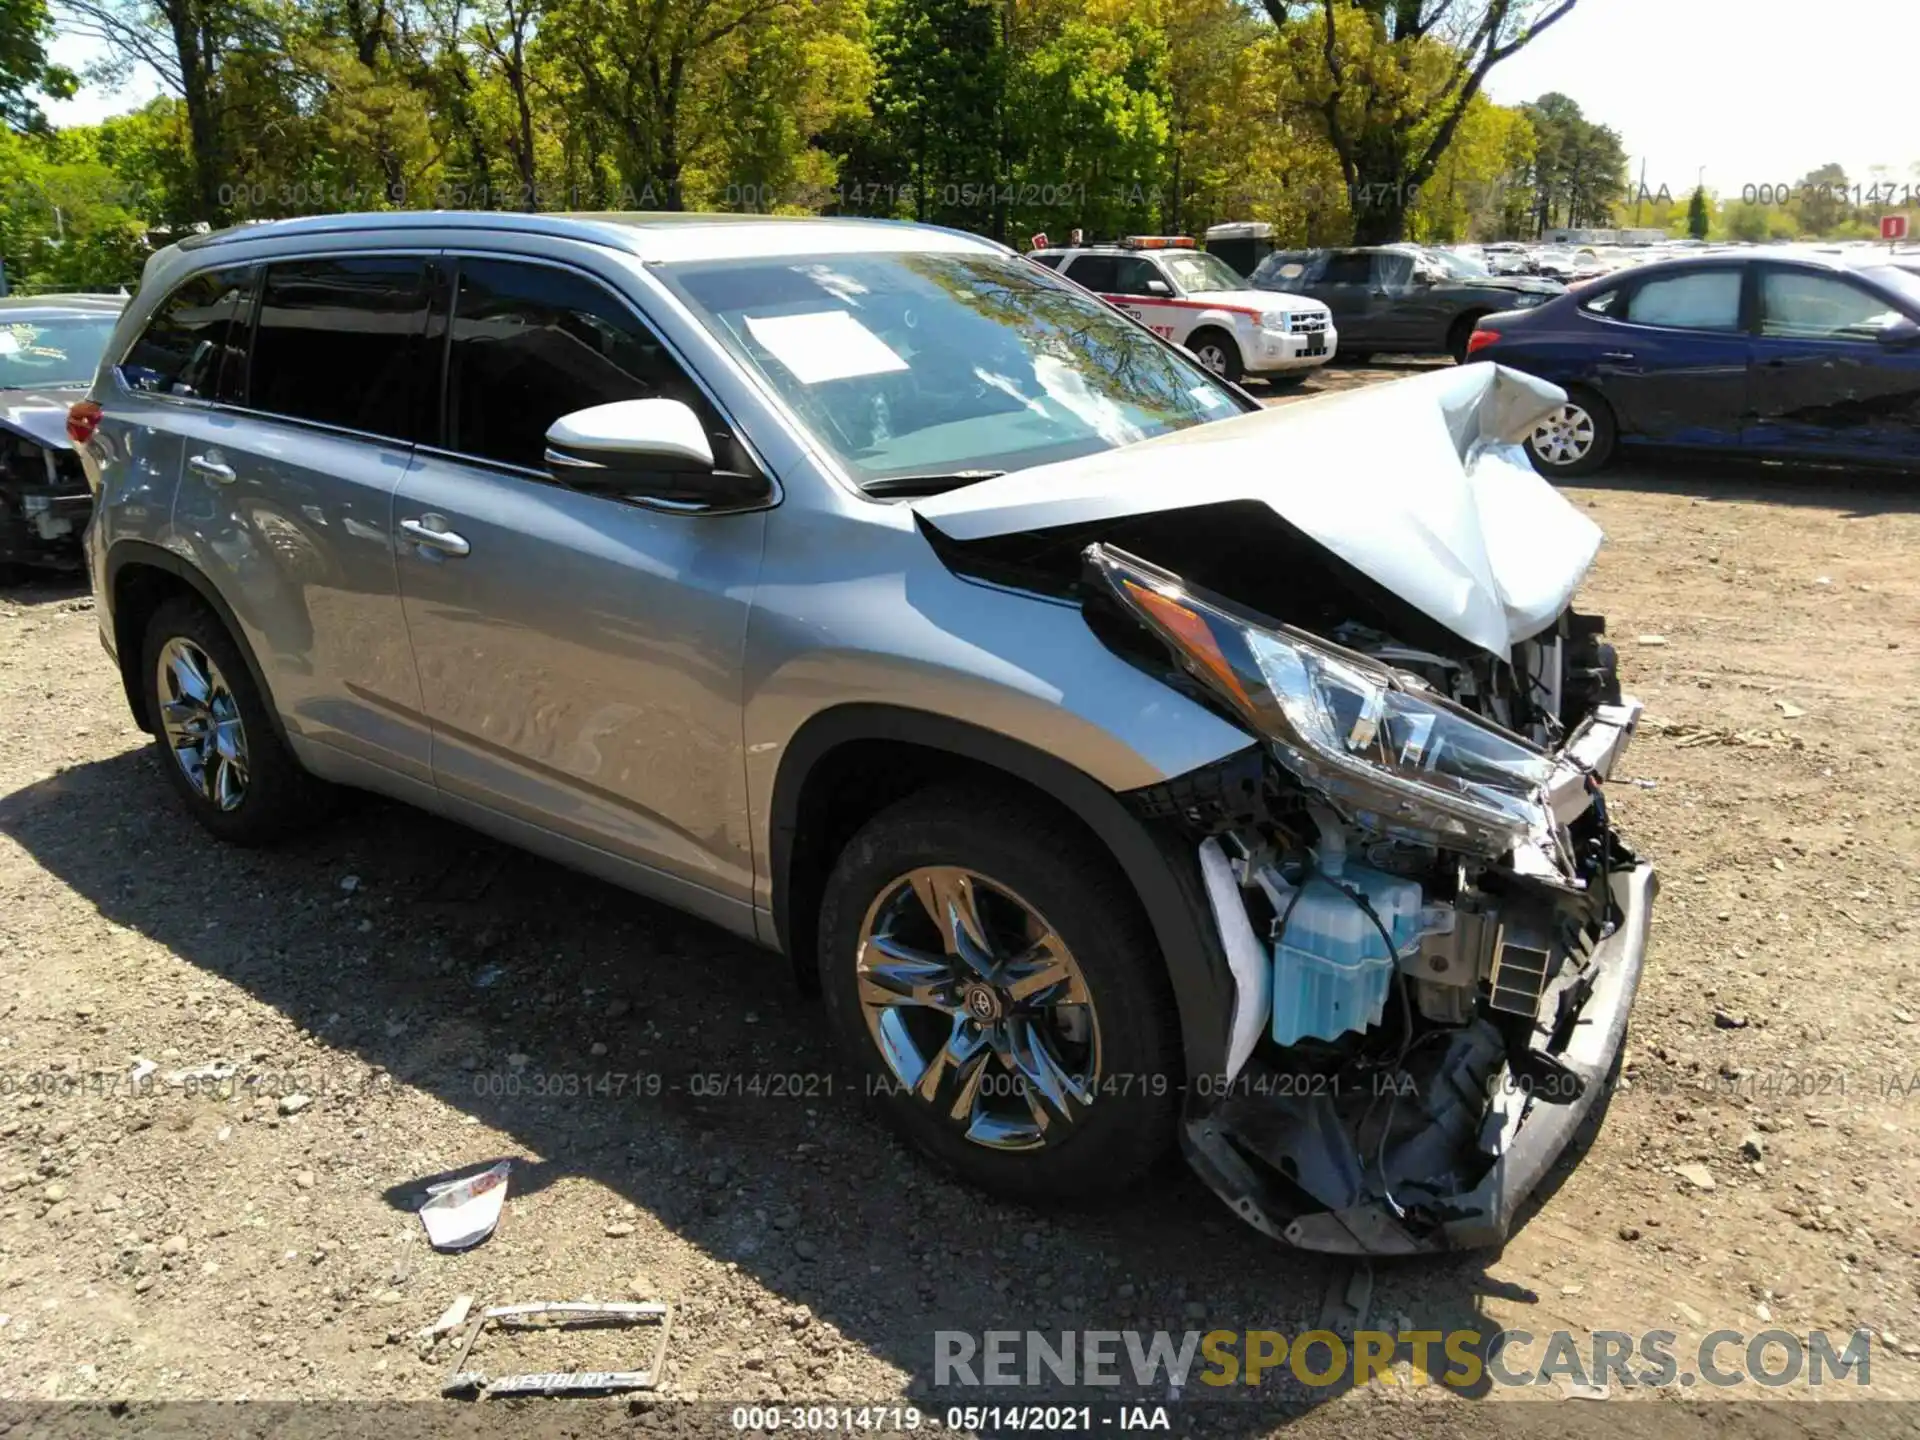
[1525,388,1617,478]
[1448,312,1491,364]
[139,595,331,844]
[817,785,1181,1206]
[1186,328,1244,384]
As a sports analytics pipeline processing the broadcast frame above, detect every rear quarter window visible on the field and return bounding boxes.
[118,266,255,403]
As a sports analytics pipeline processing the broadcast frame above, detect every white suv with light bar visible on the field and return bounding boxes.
[1032,237,1337,384]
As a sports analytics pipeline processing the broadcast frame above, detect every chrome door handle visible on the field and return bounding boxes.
[1601,350,1636,362]
[400,516,471,557]
[188,453,235,484]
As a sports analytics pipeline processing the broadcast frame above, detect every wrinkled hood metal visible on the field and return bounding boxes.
[0,390,81,452]
[913,364,1602,655]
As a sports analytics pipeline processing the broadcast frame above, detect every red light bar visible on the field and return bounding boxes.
[1122,236,1196,250]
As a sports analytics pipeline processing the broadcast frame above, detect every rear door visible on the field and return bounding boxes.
[1745,265,1920,465]
[391,252,766,928]
[166,253,432,781]
[1586,264,1750,448]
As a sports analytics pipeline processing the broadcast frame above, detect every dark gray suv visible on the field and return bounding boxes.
[1254,244,1566,362]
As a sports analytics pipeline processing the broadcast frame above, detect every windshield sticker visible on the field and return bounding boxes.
[1189,385,1230,411]
[744,310,908,385]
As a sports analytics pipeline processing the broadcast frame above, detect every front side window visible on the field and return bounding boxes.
[656,249,1247,492]
[1320,252,1373,285]
[444,257,713,472]
[1107,257,1164,296]
[1372,252,1417,289]
[1759,270,1904,341]
[1622,270,1742,331]
[119,266,254,401]
[251,257,427,438]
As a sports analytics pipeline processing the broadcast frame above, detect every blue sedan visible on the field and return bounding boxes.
[1465,251,1920,476]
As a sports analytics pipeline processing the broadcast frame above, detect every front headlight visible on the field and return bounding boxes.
[1260,311,1293,333]
[1088,545,1555,856]
[1510,292,1548,308]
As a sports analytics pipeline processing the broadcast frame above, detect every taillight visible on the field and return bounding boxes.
[66,400,103,445]
[1465,328,1500,357]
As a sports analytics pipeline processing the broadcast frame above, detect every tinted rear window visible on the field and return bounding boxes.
[250,257,428,440]
[120,266,254,402]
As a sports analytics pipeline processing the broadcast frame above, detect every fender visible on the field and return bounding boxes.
[769,704,1235,1081]
[103,538,291,748]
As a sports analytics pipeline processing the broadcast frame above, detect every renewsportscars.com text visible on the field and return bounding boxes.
[934,1328,1874,1391]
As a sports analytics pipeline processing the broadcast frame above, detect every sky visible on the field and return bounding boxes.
[41,0,1920,202]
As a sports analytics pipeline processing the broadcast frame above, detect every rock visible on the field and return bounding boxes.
[41,1182,68,1204]
[279,1093,312,1116]
[133,1276,154,1293]
[606,999,632,1020]
[1740,1134,1765,1162]
[161,1235,189,1256]
[295,1170,316,1190]
[1675,1163,1716,1191]
[605,1222,636,1238]
[1712,1009,1748,1029]
[95,1194,122,1213]
[1617,1224,1641,1242]
[794,1239,819,1261]
[1636,635,1668,646]
[589,1042,608,1057]
[340,875,361,892]
[771,1210,799,1232]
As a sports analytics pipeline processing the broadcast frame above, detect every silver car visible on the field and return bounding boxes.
[73,212,1655,1254]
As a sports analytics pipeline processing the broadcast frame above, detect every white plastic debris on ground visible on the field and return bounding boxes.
[418,1161,512,1251]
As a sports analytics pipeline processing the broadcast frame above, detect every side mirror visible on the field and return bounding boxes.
[544,398,773,514]
[1877,316,1920,348]
[1144,278,1173,297]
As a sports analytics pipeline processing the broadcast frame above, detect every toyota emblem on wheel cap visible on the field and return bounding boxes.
[964,984,1001,1022]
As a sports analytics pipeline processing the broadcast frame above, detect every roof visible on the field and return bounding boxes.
[178,210,1007,263]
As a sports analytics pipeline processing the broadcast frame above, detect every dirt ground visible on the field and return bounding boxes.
[1,362,1918,1432]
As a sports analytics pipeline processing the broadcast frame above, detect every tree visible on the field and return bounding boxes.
[1260,0,1580,242]
[1517,91,1622,233]
[1791,162,1848,238]
[1685,183,1708,240]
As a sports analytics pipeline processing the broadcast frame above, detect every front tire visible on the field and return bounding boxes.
[1186,328,1244,384]
[139,595,330,844]
[817,786,1181,1205]
[1525,389,1617,477]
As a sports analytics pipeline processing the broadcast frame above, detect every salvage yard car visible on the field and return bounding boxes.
[71,212,1653,1255]
[1030,236,1336,383]
[0,293,124,580]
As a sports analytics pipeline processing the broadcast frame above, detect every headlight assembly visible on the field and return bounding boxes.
[1260,311,1294,333]
[1087,545,1556,856]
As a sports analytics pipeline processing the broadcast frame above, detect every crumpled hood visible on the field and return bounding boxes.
[913,364,1601,656]
[1470,275,1565,296]
[0,390,80,452]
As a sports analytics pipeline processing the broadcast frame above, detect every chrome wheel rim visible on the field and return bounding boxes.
[1531,402,1596,466]
[856,867,1100,1151]
[155,637,249,811]
[1194,342,1229,374]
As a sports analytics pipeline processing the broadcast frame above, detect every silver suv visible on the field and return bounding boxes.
[73,212,1655,1254]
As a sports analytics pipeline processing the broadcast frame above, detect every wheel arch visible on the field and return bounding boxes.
[105,539,288,746]
[769,704,1235,1081]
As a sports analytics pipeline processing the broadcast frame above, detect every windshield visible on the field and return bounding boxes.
[1162,251,1248,293]
[1425,249,1492,280]
[1861,264,1920,311]
[0,314,116,389]
[658,251,1246,490]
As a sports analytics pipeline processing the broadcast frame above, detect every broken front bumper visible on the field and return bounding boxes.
[1181,860,1656,1255]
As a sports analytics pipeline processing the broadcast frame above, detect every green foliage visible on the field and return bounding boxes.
[1686,184,1709,240]
[15,0,1601,284]
[1518,91,1625,234]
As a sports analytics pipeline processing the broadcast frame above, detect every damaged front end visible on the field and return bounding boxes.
[914,365,1655,1253]
[1101,546,1653,1254]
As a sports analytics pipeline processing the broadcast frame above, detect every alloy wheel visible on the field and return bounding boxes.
[155,636,250,811]
[855,866,1100,1151]
[1194,342,1229,374]
[1531,402,1596,467]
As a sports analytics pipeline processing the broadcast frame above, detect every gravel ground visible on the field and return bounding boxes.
[1,385,1918,1431]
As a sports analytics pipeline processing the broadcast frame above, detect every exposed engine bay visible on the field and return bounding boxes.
[923,500,1652,1255]
[0,425,90,575]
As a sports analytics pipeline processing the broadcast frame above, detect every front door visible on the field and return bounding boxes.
[1745,264,1920,465]
[392,254,766,923]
